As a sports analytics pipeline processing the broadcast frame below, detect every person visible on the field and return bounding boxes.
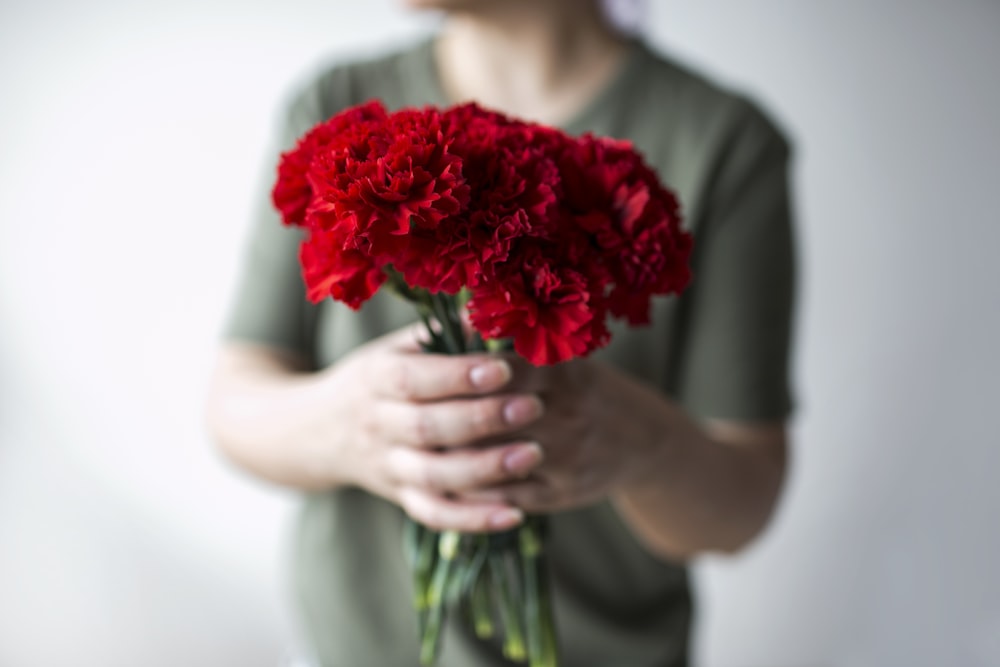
[207,0,796,664]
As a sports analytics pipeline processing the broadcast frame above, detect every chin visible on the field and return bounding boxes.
[400,0,501,10]
[399,0,465,8]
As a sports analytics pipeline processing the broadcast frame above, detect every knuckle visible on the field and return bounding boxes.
[471,399,504,437]
[445,454,486,492]
[360,403,382,439]
[390,361,415,399]
[382,447,409,485]
[416,456,443,492]
[481,450,509,484]
[412,407,436,447]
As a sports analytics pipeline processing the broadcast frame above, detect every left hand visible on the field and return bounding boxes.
[458,356,673,513]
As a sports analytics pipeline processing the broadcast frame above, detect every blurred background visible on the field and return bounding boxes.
[1,1,998,665]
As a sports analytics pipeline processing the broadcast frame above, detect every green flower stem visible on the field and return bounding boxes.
[490,551,527,663]
[460,536,492,638]
[485,337,512,353]
[470,560,495,639]
[415,524,439,607]
[415,304,445,353]
[403,519,426,638]
[520,521,543,667]
[442,294,466,345]
[520,518,557,667]
[410,521,439,640]
[455,287,472,311]
[467,330,488,353]
[420,530,461,665]
[459,536,489,594]
[447,536,486,611]
[535,542,558,667]
[429,292,465,354]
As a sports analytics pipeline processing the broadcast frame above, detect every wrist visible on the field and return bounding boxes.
[209,349,349,491]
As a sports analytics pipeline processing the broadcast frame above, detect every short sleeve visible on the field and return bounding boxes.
[671,102,797,421]
[223,68,354,362]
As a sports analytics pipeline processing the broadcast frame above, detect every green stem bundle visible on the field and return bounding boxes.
[408,520,557,666]
[392,286,558,666]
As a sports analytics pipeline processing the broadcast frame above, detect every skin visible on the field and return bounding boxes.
[420,0,632,127]
[207,0,790,561]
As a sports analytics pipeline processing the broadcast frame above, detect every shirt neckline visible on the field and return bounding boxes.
[417,35,647,135]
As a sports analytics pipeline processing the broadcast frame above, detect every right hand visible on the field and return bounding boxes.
[313,325,546,532]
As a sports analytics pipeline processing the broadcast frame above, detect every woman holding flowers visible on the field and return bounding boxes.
[207,0,796,665]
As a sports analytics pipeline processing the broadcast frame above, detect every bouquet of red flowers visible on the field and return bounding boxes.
[273,100,692,666]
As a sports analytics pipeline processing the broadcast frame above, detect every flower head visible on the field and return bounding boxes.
[272,100,692,363]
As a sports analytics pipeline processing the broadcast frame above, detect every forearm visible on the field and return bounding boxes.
[206,343,345,491]
[612,389,788,561]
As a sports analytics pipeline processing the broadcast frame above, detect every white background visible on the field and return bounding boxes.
[1,1,998,666]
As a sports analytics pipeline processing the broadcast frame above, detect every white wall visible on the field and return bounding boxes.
[653,3,1000,666]
[1,1,997,666]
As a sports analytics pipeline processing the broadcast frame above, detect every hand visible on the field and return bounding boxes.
[316,325,548,532]
[458,357,670,513]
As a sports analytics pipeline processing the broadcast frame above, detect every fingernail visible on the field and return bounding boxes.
[503,443,543,476]
[489,508,524,530]
[502,396,544,426]
[470,360,511,390]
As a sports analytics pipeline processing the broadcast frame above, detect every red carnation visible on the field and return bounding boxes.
[272,100,388,227]
[469,257,594,365]
[562,135,692,324]
[272,99,691,356]
[299,223,385,309]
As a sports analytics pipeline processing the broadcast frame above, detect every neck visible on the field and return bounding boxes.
[434,1,630,126]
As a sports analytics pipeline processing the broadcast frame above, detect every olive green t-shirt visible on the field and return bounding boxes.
[227,37,795,667]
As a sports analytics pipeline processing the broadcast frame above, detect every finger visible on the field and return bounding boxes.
[397,487,524,533]
[373,352,514,401]
[386,441,543,493]
[458,481,553,512]
[377,394,544,447]
[375,323,430,352]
